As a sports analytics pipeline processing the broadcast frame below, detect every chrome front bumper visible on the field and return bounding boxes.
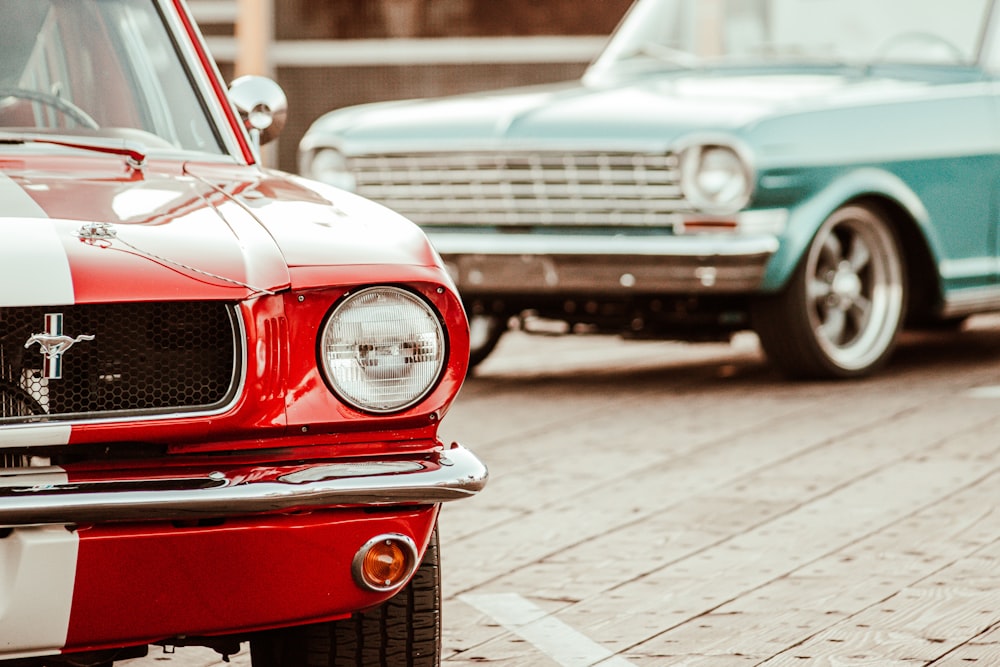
[430,232,779,293]
[0,444,487,526]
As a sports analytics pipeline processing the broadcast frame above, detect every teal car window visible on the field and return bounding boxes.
[590,0,993,81]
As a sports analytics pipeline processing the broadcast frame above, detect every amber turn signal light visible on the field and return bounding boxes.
[352,534,419,592]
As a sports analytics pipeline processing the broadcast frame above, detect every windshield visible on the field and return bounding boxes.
[0,0,225,155]
[587,0,994,81]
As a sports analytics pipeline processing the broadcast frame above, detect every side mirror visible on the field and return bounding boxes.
[229,75,288,149]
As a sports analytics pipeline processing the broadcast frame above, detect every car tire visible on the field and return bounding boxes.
[467,313,507,371]
[752,203,907,379]
[249,527,441,667]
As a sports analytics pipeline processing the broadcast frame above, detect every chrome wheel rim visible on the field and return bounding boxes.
[804,211,904,372]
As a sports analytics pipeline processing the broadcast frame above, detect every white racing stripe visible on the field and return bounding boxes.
[0,174,47,218]
[0,173,76,657]
[0,163,78,658]
[0,174,74,307]
[0,425,73,448]
[0,467,78,659]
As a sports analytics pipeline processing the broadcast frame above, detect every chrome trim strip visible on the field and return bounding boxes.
[941,286,1000,318]
[0,445,487,526]
[939,257,1000,281]
[158,0,248,161]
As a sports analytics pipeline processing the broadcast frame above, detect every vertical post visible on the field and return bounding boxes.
[234,0,276,166]
[235,0,273,78]
[697,0,723,57]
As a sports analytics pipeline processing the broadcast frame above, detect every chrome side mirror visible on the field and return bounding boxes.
[229,75,288,149]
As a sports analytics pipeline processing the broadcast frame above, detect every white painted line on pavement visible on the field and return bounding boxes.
[460,593,638,667]
[965,385,1000,398]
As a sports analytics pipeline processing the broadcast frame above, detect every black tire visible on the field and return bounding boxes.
[752,203,907,379]
[250,528,441,667]
[909,315,968,332]
[467,314,506,370]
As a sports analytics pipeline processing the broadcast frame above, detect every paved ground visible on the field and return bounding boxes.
[132,316,1000,666]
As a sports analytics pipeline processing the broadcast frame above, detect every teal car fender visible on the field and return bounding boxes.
[758,166,937,293]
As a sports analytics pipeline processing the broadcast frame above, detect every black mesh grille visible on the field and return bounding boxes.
[0,303,240,423]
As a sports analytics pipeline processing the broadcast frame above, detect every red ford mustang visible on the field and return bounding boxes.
[0,1,486,666]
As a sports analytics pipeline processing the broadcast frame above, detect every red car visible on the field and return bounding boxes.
[0,1,486,666]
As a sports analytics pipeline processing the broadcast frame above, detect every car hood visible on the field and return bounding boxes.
[308,69,972,153]
[0,156,437,306]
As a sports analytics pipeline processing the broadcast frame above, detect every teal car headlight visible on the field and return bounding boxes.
[305,148,357,191]
[679,143,752,214]
[320,287,446,414]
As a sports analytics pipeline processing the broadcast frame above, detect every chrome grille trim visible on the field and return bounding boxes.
[0,453,29,467]
[348,151,690,228]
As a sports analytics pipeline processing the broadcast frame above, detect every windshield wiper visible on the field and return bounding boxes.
[0,134,146,170]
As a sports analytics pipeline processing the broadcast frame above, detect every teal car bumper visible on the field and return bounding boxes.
[432,231,781,294]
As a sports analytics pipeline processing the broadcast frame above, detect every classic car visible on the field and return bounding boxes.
[0,1,486,666]
[299,0,1000,378]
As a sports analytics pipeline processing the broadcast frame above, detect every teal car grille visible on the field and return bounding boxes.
[347,151,689,228]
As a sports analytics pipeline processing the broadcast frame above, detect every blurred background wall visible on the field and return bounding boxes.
[188,0,633,172]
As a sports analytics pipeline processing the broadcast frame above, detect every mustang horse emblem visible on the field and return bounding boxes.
[24,313,95,379]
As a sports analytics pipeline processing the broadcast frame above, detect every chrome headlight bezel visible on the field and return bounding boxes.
[303,147,357,192]
[319,286,447,414]
[678,139,754,215]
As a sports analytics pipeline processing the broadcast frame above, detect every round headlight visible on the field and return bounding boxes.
[679,144,752,213]
[321,287,446,413]
[306,148,357,191]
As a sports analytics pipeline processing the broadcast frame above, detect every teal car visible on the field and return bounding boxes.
[299,0,999,379]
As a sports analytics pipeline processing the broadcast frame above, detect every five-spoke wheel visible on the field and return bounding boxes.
[753,204,906,379]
